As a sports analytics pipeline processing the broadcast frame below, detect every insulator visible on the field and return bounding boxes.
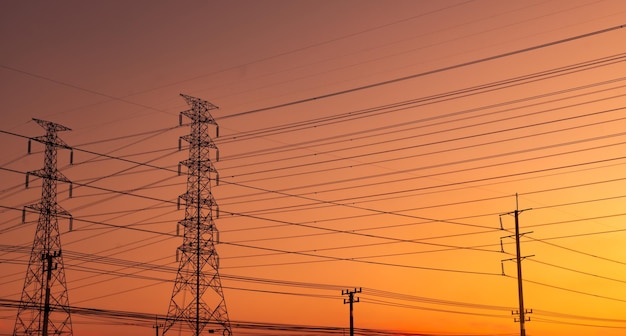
[69,150,74,165]
[179,113,183,126]
[216,149,219,162]
[216,173,219,186]
[69,184,73,198]
[69,217,73,231]
[22,208,26,223]
[25,172,30,188]
[178,138,182,151]
[499,216,503,230]
[27,139,32,154]
[216,126,219,138]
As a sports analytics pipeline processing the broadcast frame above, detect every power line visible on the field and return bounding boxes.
[227,104,626,184]
[216,54,626,147]
[222,240,500,276]
[217,23,626,119]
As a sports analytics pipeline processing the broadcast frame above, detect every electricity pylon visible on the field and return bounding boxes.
[500,193,533,336]
[14,119,74,336]
[163,94,231,336]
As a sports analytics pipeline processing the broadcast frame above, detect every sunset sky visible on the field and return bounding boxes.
[1,1,626,335]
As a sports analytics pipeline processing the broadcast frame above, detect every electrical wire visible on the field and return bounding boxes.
[217,23,626,119]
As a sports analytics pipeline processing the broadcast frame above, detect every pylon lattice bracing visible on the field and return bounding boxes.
[163,94,232,336]
[14,119,73,336]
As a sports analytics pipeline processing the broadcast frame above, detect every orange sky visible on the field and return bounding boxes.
[2,1,626,335]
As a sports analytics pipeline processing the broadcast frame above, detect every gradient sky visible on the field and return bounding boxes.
[2,1,626,335]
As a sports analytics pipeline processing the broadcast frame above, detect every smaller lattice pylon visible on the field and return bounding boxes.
[14,118,74,336]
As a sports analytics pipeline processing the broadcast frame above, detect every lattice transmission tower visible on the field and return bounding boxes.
[163,94,232,336]
[14,119,73,336]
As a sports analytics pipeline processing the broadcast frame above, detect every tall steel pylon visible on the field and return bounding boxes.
[14,118,73,336]
[163,94,231,336]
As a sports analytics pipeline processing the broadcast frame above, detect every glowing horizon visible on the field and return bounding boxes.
[1,1,626,335]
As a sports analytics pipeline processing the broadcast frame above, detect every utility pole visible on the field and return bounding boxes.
[153,316,163,336]
[14,118,74,336]
[500,194,533,336]
[41,251,59,336]
[342,288,361,336]
[163,94,231,336]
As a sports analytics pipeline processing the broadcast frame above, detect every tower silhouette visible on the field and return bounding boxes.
[14,119,73,336]
[163,94,231,336]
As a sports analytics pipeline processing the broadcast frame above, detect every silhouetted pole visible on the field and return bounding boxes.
[153,316,162,336]
[513,200,526,336]
[342,288,361,336]
[42,251,59,336]
[500,194,533,336]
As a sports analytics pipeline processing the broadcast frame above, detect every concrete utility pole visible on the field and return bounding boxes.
[500,194,533,336]
[342,288,361,336]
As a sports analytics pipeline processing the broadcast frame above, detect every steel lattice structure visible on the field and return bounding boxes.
[14,119,73,336]
[163,94,231,336]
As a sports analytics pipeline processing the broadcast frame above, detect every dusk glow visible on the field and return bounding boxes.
[2,1,626,336]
